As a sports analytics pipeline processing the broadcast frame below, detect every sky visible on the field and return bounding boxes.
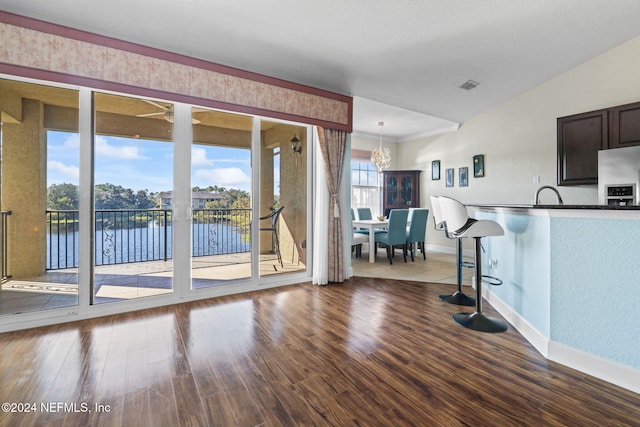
[47,131,256,194]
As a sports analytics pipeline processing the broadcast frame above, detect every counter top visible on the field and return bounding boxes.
[470,204,640,210]
[470,204,640,220]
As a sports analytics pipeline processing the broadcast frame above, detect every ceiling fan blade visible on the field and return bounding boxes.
[136,112,165,117]
[142,99,169,110]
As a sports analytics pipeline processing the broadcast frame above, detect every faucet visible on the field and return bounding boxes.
[534,185,564,205]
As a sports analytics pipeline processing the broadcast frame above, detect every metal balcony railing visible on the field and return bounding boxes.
[46,208,251,270]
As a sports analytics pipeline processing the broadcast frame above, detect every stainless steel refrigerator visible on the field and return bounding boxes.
[598,146,640,205]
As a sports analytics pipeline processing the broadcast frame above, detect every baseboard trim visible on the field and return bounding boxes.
[425,244,455,255]
[484,287,549,357]
[425,244,474,259]
[484,287,640,395]
[548,341,640,395]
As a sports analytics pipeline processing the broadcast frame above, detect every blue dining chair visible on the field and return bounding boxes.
[355,207,384,235]
[357,207,373,220]
[406,208,429,261]
[374,209,409,264]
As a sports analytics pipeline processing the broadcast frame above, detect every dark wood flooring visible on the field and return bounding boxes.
[1,277,638,426]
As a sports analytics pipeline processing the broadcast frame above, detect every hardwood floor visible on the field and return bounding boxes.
[1,277,638,426]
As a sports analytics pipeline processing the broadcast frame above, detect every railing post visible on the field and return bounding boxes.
[164,210,168,262]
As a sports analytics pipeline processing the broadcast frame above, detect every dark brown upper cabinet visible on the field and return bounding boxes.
[557,100,640,186]
[557,109,608,186]
[610,101,640,149]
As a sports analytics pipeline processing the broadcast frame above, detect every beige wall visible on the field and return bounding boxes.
[358,35,640,251]
[261,124,307,265]
[2,100,48,277]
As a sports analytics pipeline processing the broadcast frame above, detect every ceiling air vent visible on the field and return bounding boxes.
[459,80,479,90]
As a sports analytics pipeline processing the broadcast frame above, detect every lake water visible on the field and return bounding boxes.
[47,221,250,269]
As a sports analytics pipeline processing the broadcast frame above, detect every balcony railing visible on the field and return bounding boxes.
[46,208,251,270]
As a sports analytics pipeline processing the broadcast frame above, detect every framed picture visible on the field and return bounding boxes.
[432,160,440,180]
[459,167,469,187]
[445,168,454,187]
[473,154,485,177]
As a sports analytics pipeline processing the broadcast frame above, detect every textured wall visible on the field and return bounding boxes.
[477,207,640,373]
[549,217,640,369]
[2,99,48,277]
[476,209,551,336]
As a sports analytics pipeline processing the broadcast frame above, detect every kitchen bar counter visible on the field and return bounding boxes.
[467,204,640,394]
[471,203,640,210]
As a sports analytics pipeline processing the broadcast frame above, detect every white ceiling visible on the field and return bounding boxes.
[3,0,640,141]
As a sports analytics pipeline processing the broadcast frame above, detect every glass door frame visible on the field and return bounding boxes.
[252,116,314,287]
[0,75,314,332]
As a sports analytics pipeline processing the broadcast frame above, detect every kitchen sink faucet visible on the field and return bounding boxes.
[534,185,564,205]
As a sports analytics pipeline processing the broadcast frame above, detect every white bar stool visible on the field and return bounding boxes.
[438,197,508,333]
[430,196,475,306]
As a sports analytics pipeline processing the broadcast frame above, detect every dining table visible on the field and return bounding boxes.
[352,218,388,263]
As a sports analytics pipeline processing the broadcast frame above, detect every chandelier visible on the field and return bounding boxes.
[371,121,391,172]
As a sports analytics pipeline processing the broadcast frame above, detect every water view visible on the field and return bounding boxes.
[47,210,251,270]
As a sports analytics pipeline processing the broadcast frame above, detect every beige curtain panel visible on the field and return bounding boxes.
[317,127,348,283]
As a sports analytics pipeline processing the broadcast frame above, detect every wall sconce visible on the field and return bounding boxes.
[291,134,302,167]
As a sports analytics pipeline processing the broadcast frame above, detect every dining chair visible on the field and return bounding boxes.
[352,233,369,257]
[374,209,409,264]
[357,207,373,220]
[259,206,284,268]
[355,207,385,235]
[405,208,429,261]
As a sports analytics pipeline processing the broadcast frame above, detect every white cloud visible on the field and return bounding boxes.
[95,136,144,159]
[195,167,250,187]
[48,160,79,179]
[191,147,213,166]
[63,133,80,149]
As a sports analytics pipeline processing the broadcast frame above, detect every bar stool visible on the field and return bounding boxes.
[438,197,507,333]
[430,196,475,306]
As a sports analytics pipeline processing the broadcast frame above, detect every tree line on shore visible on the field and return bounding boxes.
[47,183,250,211]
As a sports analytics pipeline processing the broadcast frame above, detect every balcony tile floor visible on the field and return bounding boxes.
[0,248,473,318]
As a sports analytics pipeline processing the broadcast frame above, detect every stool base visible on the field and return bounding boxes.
[453,311,508,333]
[439,291,475,306]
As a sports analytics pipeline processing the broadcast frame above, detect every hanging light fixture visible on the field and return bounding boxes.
[371,121,391,172]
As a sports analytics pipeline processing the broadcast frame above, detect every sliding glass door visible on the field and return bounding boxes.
[92,93,174,303]
[0,74,312,323]
[0,78,80,316]
[189,108,253,289]
[258,120,307,278]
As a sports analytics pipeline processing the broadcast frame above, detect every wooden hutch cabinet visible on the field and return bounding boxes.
[382,170,421,216]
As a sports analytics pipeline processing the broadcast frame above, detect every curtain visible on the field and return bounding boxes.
[316,127,348,283]
[342,137,353,280]
[312,127,329,285]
